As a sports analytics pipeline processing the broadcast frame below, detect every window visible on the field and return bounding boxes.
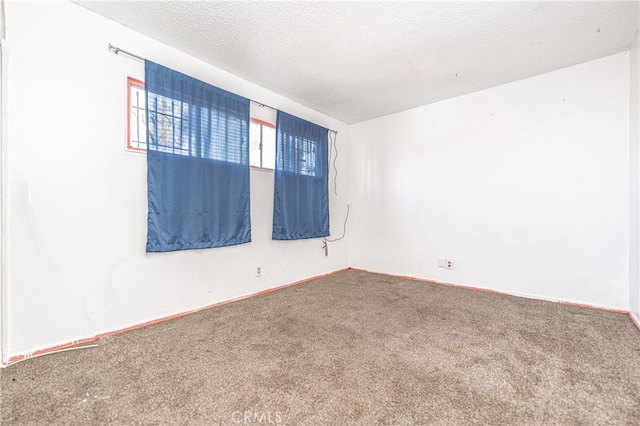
[272,111,329,240]
[147,93,246,164]
[280,136,318,177]
[127,77,146,152]
[250,118,275,170]
[127,76,275,169]
[144,61,251,252]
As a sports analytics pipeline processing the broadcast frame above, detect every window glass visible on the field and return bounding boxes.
[249,119,275,170]
[262,124,276,170]
[127,77,146,152]
[249,120,262,168]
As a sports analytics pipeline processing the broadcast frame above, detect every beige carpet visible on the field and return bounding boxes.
[1,269,639,425]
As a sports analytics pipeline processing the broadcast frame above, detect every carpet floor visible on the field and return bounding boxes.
[1,269,639,425]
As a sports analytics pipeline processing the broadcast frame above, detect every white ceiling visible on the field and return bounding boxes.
[76,1,639,124]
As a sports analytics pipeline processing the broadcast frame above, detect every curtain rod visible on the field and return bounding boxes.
[108,43,338,135]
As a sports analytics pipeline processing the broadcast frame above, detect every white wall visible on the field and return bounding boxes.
[349,52,630,310]
[3,0,349,360]
[630,32,640,323]
[0,0,7,363]
[3,0,637,362]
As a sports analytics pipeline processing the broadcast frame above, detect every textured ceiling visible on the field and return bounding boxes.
[76,1,639,124]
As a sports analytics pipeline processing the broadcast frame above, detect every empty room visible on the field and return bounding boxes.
[1,0,639,424]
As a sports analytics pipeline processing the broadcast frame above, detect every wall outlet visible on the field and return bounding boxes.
[255,265,262,277]
[438,257,454,269]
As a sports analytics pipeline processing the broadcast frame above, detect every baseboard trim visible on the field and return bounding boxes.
[349,267,631,315]
[630,312,640,332]
[3,267,349,367]
[557,300,628,315]
[5,266,636,366]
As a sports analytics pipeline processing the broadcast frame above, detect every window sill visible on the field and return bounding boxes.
[250,166,274,173]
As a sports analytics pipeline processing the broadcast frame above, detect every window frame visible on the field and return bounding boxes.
[126,76,146,153]
[126,76,276,168]
[250,117,275,171]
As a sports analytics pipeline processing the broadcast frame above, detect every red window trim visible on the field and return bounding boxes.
[127,77,146,153]
[250,117,275,128]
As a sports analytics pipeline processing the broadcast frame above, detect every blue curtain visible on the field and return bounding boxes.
[272,111,329,240]
[145,61,251,252]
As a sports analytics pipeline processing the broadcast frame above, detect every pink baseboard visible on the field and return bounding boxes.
[5,266,637,366]
[630,312,640,332]
[350,267,634,316]
[4,267,349,366]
